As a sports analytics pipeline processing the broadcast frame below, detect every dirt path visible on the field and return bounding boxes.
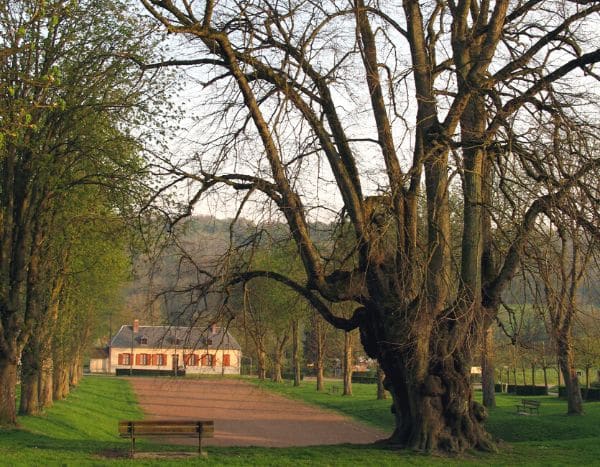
[128,378,387,448]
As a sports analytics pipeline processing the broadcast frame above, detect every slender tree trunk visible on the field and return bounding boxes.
[521,366,527,386]
[38,356,54,409]
[292,320,301,387]
[481,326,496,407]
[53,364,70,401]
[271,356,282,383]
[343,331,353,396]
[271,335,287,383]
[257,349,267,380]
[18,342,41,415]
[543,366,548,392]
[558,337,583,414]
[315,326,325,392]
[557,360,562,387]
[531,363,536,387]
[377,365,387,400]
[69,353,82,387]
[0,357,18,425]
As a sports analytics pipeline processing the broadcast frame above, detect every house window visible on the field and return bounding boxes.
[223,354,231,367]
[175,338,182,345]
[184,354,198,366]
[140,336,148,345]
[153,354,166,366]
[136,353,150,366]
[118,353,132,365]
[201,354,215,366]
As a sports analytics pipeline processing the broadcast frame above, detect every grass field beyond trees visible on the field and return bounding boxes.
[1,376,599,465]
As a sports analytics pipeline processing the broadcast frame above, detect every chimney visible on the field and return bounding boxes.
[133,319,139,334]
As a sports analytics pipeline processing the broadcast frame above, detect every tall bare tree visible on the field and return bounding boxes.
[142,0,600,452]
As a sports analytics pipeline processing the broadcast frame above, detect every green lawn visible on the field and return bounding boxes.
[1,376,599,465]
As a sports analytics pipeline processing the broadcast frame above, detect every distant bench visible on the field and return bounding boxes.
[516,399,540,415]
[118,420,214,457]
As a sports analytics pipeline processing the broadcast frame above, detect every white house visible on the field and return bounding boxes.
[91,320,242,375]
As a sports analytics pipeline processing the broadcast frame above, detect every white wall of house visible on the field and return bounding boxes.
[89,358,109,373]
[109,346,241,375]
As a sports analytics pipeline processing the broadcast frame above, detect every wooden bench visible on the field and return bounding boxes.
[516,399,540,415]
[118,420,214,457]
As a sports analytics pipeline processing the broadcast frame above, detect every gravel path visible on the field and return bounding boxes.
[128,378,387,448]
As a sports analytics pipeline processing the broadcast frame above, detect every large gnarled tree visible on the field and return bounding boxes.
[142,0,600,453]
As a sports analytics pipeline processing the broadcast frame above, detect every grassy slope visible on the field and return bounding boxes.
[2,376,600,466]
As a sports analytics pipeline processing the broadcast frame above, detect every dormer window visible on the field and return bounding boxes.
[140,336,148,345]
[175,338,182,345]
[207,338,213,345]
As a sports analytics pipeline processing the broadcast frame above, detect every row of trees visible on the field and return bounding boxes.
[0,0,172,424]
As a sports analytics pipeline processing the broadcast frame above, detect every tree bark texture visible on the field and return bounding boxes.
[257,349,267,380]
[0,358,18,425]
[558,338,583,414]
[39,356,54,410]
[315,317,325,392]
[377,366,387,400]
[481,326,496,408]
[53,363,70,401]
[19,341,41,415]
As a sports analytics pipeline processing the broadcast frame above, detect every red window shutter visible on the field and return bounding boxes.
[152,354,158,365]
[201,354,208,366]
[135,354,141,365]
[211,355,217,367]
[162,354,167,366]
[223,354,230,367]
[118,354,124,365]
[183,354,190,365]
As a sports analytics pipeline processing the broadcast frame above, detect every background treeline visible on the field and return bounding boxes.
[125,215,600,404]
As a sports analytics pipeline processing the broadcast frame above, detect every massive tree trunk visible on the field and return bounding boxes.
[481,326,496,408]
[360,303,493,452]
[343,331,353,396]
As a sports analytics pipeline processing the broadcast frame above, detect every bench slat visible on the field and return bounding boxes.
[118,420,214,437]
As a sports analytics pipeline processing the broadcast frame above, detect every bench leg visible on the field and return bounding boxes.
[198,434,207,456]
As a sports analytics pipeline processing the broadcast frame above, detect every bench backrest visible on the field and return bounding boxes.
[118,420,214,437]
[522,400,540,407]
